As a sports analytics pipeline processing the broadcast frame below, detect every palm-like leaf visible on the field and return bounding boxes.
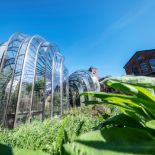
[82,76,155,122]
[63,127,155,155]
[102,75,155,88]
[62,76,155,155]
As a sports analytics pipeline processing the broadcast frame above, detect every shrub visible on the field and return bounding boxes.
[0,105,107,154]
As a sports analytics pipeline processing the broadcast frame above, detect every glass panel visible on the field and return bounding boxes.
[52,53,63,116]
[44,48,52,118]
[0,33,26,127]
[149,59,155,72]
[31,47,46,121]
[137,56,143,63]
[62,67,69,111]
[15,38,40,125]
[140,62,149,74]
[131,65,139,75]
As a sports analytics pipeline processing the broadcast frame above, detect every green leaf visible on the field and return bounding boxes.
[104,80,139,95]
[81,91,140,108]
[102,75,155,88]
[93,114,144,130]
[131,97,155,118]
[146,120,155,130]
[82,92,151,120]
[56,116,69,153]
[63,127,155,155]
[133,85,155,102]
[103,80,155,112]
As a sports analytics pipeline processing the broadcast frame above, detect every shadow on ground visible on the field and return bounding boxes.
[0,143,13,155]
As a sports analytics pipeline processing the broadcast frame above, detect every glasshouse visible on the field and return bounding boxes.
[69,70,100,107]
[0,32,69,128]
[0,32,100,128]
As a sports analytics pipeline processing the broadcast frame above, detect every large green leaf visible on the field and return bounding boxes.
[81,91,140,108]
[103,80,139,96]
[146,120,155,130]
[83,100,131,111]
[93,113,144,130]
[81,92,152,120]
[134,85,155,102]
[103,80,155,114]
[104,79,155,102]
[128,97,155,118]
[102,75,155,88]
[63,127,155,155]
[84,100,149,124]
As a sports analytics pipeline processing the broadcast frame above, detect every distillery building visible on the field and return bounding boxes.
[124,49,155,77]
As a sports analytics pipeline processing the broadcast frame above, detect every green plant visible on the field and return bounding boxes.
[13,148,50,155]
[55,116,70,154]
[63,127,155,155]
[63,76,155,155]
[82,76,155,130]
[0,106,104,155]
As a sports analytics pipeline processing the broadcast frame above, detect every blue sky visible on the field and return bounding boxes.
[0,0,155,77]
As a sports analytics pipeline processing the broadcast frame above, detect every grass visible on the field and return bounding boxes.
[0,144,49,155]
[0,105,112,155]
[13,148,50,155]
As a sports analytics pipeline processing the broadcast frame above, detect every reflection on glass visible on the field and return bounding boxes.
[137,56,143,63]
[131,65,139,75]
[149,58,155,72]
[140,62,149,74]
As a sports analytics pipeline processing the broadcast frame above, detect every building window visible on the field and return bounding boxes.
[140,62,149,74]
[137,56,143,63]
[131,65,139,75]
[149,58,155,72]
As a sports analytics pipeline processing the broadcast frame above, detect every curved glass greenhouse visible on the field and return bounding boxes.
[0,32,69,128]
[69,70,100,107]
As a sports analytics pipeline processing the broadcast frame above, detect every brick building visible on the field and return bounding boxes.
[124,49,155,77]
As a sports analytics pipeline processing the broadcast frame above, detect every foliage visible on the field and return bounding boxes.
[81,76,155,129]
[0,106,106,155]
[13,148,49,155]
[63,127,155,155]
[0,143,49,155]
[34,78,45,92]
[63,76,155,154]
[104,75,155,88]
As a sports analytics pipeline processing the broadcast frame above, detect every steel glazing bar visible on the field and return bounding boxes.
[3,38,26,126]
[29,41,43,122]
[13,36,36,127]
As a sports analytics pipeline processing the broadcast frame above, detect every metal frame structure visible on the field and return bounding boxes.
[69,70,100,107]
[0,32,69,128]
